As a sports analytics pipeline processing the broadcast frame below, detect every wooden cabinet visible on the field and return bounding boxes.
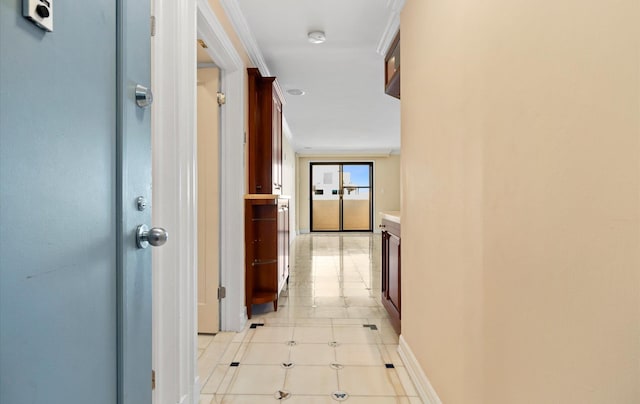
[381,218,401,333]
[245,68,289,318]
[384,31,400,99]
[248,68,283,195]
[245,197,289,319]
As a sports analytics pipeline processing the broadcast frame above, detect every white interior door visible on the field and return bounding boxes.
[197,66,220,334]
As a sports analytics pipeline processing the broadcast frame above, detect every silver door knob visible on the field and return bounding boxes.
[135,84,153,108]
[136,224,168,249]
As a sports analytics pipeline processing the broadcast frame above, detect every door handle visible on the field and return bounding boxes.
[136,224,168,249]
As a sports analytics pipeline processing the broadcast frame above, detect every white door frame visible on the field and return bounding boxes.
[196,0,247,334]
[152,0,246,402]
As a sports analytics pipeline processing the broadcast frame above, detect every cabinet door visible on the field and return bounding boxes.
[387,233,401,313]
[381,231,389,298]
[272,92,282,193]
[277,201,286,291]
[283,202,289,283]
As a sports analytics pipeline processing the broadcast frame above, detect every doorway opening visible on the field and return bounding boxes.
[310,162,373,232]
[196,43,221,334]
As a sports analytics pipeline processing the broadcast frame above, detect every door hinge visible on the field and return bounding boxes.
[150,16,156,37]
[217,92,226,106]
[218,286,226,299]
[152,369,156,390]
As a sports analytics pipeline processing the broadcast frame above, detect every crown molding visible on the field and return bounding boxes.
[376,0,406,56]
[296,149,396,158]
[218,0,288,107]
[219,0,270,75]
[197,0,243,72]
[282,116,293,141]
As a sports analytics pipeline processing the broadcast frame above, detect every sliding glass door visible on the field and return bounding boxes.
[310,163,373,232]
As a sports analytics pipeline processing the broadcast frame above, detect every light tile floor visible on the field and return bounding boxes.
[198,233,420,403]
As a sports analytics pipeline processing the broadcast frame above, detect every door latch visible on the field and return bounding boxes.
[217,92,226,106]
[135,84,153,108]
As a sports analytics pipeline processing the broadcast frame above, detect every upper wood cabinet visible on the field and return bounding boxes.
[384,31,400,99]
[248,68,283,194]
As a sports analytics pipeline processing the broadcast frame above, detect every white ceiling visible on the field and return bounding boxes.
[236,0,401,155]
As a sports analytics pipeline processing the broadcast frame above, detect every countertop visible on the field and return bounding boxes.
[244,194,291,200]
[379,211,401,224]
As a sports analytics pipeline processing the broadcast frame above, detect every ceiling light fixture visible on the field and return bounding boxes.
[307,31,326,44]
[287,89,306,96]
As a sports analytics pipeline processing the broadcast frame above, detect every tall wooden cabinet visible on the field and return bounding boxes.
[245,68,289,319]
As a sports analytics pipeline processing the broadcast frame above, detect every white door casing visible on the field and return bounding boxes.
[196,0,247,334]
[152,0,245,402]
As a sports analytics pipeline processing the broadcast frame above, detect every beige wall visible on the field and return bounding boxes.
[401,0,640,403]
[297,155,400,233]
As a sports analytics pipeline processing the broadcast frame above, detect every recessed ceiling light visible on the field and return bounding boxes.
[287,89,306,96]
[307,31,326,44]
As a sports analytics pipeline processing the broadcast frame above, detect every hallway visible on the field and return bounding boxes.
[198,233,419,403]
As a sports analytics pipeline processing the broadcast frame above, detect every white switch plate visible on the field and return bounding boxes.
[23,0,53,32]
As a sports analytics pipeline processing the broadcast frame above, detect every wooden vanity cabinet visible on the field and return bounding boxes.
[248,68,283,195]
[381,218,401,333]
[245,197,289,319]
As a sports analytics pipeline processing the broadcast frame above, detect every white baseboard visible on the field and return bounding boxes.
[239,308,248,332]
[192,377,201,404]
[398,335,443,404]
[178,391,191,404]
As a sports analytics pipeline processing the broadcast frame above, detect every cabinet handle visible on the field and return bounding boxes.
[379,224,386,228]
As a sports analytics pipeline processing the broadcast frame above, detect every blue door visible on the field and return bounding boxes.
[0,1,153,403]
